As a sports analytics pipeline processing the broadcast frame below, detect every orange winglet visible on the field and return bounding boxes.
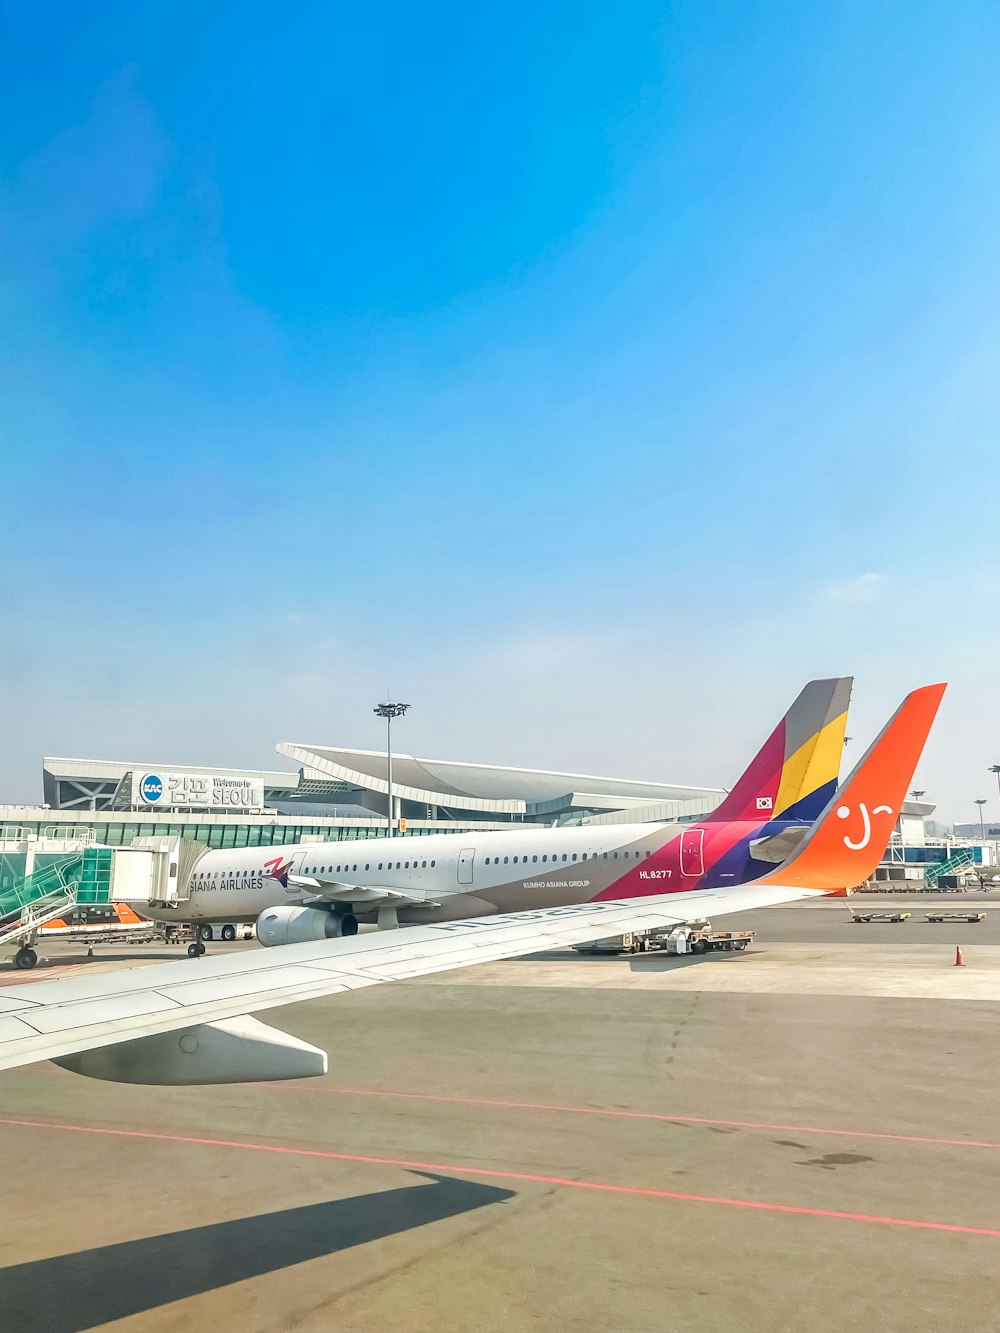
[758,683,946,890]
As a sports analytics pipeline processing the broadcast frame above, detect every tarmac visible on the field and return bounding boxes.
[3,896,1000,1332]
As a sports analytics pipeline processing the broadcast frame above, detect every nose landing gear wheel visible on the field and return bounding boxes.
[14,946,38,970]
[187,941,206,958]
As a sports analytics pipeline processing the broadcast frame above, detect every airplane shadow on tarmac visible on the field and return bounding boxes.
[0,1171,515,1333]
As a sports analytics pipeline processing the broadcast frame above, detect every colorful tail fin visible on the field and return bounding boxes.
[708,677,853,823]
[759,682,946,889]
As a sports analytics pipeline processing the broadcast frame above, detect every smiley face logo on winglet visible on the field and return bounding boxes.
[836,802,894,851]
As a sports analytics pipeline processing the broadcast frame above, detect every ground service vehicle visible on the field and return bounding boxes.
[196,922,255,943]
[572,921,754,955]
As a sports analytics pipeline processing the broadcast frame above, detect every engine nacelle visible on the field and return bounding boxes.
[257,904,349,948]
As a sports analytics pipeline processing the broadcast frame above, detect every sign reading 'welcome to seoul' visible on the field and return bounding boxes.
[133,771,264,809]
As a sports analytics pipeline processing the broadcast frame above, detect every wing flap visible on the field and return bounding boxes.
[22,992,182,1036]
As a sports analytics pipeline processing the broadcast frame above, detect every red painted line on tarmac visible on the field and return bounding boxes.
[267,1084,1000,1154]
[0,1115,998,1237]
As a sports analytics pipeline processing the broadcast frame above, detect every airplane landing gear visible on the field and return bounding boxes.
[339,913,359,937]
[14,946,38,970]
[187,941,206,958]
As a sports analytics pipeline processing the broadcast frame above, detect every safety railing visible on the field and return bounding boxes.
[0,853,84,945]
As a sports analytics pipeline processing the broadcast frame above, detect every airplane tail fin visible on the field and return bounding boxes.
[114,903,146,926]
[707,677,853,823]
[758,683,946,889]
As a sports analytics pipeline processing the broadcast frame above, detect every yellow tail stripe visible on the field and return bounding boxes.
[774,711,848,818]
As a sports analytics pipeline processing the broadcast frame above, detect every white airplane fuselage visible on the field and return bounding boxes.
[139,815,801,930]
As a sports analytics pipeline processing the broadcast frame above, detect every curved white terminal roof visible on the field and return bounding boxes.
[276,743,723,819]
[40,751,724,823]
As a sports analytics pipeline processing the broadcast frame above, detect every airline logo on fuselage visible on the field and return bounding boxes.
[264,855,294,888]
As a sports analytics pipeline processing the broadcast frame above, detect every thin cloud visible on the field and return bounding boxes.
[822,572,888,605]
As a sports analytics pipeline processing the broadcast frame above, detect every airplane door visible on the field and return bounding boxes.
[680,829,704,877]
[457,847,475,886]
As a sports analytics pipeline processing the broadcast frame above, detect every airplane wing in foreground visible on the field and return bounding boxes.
[0,885,820,1085]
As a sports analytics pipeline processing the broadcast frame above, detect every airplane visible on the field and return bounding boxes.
[146,677,854,955]
[0,681,944,1088]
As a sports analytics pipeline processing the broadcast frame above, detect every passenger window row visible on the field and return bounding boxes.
[481,850,649,865]
[194,849,647,881]
[304,860,436,874]
[194,869,258,879]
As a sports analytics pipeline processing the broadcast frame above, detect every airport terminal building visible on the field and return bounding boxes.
[1,745,725,851]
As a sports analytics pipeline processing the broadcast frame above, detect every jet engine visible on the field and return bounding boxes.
[257,904,358,948]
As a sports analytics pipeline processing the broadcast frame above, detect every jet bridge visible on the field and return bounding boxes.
[0,828,194,969]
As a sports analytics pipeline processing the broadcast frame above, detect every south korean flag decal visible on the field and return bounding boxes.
[755,797,774,811]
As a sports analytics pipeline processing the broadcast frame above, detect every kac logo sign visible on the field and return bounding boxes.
[140,773,164,804]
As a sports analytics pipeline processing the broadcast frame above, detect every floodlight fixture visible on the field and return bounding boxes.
[373,702,411,836]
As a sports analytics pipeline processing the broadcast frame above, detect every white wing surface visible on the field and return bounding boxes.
[287,874,432,906]
[0,886,819,1082]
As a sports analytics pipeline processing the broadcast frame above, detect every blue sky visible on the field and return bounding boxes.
[2,1,999,818]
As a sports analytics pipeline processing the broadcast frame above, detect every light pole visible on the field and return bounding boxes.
[373,702,410,837]
[976,799,988,841]
[991,766,1000,808]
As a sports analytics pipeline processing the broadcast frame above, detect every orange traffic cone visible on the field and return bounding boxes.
[955,946,965,967]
